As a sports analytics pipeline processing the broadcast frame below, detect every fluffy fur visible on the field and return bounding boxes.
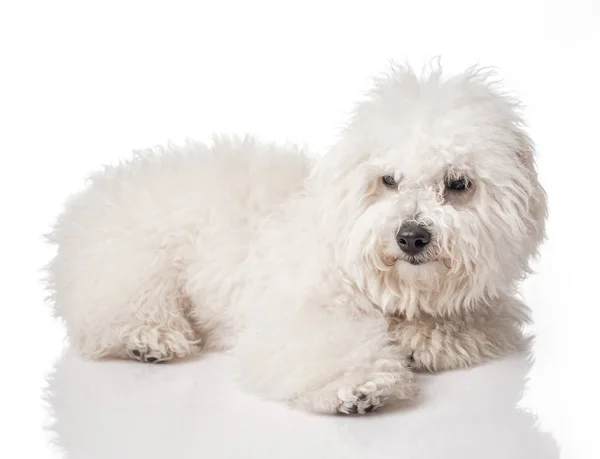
[45,63,547,414]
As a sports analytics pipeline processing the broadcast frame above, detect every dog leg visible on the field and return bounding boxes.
[53,263,201,362]
[234,305,417,414]
[390,295,530,371]
[115,284,201,363]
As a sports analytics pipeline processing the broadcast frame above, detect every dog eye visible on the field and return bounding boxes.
[382,175,398,188]
[445,177,470,191]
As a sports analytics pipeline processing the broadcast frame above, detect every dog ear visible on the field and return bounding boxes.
[516,136,547,253]
[512,127,536,169]
[516,147,535,170]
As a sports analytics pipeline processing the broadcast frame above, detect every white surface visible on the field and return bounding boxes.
[46,351,557,459]
[1,1,599,458]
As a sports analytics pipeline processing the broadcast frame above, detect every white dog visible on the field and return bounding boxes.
[45,63,546,414]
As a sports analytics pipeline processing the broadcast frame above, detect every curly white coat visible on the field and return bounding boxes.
[46,63,547,414]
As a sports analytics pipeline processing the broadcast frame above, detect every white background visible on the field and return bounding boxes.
[1,1,599,458]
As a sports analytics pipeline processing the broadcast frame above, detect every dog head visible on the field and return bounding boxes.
[312,63,547,317]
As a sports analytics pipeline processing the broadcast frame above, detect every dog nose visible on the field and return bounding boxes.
[396,222,431,255]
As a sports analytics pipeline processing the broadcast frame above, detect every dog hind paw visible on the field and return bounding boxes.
[120,325,198,364]
[127,348,169,364]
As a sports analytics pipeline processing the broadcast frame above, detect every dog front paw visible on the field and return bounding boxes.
[294,359,418,415]
[336,383,386,414]
[336,370,419,414]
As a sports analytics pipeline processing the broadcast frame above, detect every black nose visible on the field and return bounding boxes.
[396,222,431,255]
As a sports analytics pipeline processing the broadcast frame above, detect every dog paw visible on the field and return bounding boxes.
[120,325,197,364]
[335,373,419,415]
[337,385,384,414]
[127,348,168,364]
[294,359,418,415]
